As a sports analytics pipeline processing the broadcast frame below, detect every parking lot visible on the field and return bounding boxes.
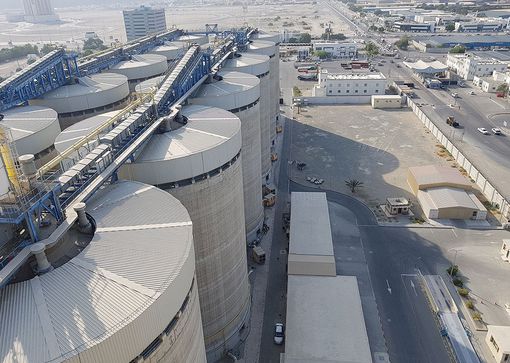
[288,104,455,219]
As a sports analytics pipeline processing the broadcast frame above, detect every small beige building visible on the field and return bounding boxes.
[408,165,487,220]
[386,197,410,215]
[288,192,336,276]
[371,95,402,109]
[486,326,510,363]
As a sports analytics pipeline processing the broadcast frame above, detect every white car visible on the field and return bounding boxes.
[469,90,475,95]
[274,323,285,345]
[492,128,502,135]
[451,92,459,98]
[478,127,490,135]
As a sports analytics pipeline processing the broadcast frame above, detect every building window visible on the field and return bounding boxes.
[364,90,367,93]
[375,90,379,93]
[329,90,332,94]
[338,90,341,93]
[364,83,367,86]
[355,90,358,93]
[346,90,350,93]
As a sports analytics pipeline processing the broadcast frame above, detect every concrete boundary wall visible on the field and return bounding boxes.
[404,93,509,219]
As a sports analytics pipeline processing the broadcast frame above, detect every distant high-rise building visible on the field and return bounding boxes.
[123,6,167,42]
[23,0,59,23]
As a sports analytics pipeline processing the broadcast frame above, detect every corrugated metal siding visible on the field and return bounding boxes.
[0,281,51,363]
[0,182,198,363]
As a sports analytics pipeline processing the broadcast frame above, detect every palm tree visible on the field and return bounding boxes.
[345,179,364,193]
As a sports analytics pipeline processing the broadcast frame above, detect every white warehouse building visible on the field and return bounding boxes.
[311,41,358,59]
[447,53,508,81]
[313,71,387,97]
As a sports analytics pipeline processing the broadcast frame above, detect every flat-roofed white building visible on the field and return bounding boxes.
[313,70,387,97]
[288,192,336,276]
[447,53,508,81]
[283,275,372,363]
[473,71,510,93]
[311,41,358,58]
[486,326,510,363]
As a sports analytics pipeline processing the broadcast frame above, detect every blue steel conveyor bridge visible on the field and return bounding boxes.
[0,27,257,287]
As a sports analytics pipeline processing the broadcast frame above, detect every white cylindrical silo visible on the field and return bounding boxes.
[246,40,280,143]
[0,181,207,363]
[29,73,130,129]
[135,75,166,94]
[189,71,264,240]
[174,34,209,47]
[54,111,121,168]
[222,53,272,181]
[1,106,60,164]
[253,31,282,44]
[151,43,185,61]
[119,105,251,361]
[109,54,168,91]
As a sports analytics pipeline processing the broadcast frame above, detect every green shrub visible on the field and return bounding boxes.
[453,278,463,287]
[446,265,459,276]
[472,312,482,321]
[458,288,469,297]
[465,300,474,309]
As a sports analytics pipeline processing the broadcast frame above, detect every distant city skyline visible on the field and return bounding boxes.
[0,0,164,10]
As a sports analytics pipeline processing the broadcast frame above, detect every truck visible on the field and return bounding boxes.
[252,246,266,264]
[297,73,317,81]
[446,116,459,128]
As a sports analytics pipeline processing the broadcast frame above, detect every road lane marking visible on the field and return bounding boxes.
[489,98,506,110]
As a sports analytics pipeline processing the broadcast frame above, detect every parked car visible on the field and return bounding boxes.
[492,127,502,135]
[469,90,475,95]
[274,323,285,345]
[451,92,459,98]
[477,127,490,135]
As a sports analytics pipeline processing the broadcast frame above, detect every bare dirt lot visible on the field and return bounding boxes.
[288,104,463,219]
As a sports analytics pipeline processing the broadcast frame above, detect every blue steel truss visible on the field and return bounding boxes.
[0,49,80,112]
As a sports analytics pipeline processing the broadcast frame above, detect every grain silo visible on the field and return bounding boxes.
[29,73,130,129]
[222,53,272,181]
[189,70,264,240]
[0,181,207,363]
[151,43,186,61]
[1,105,60,164]
[119,105,251,361]
[108,54,168,91]
[246,40,280,143]
[135,75,166,94]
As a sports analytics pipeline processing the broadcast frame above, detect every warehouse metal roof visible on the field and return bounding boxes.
[0,181,194,363]
[284,275,372,363]
[420,187,484,210]
[409,165,472,190]
[403,60,447,73]
[290,192,333,256]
